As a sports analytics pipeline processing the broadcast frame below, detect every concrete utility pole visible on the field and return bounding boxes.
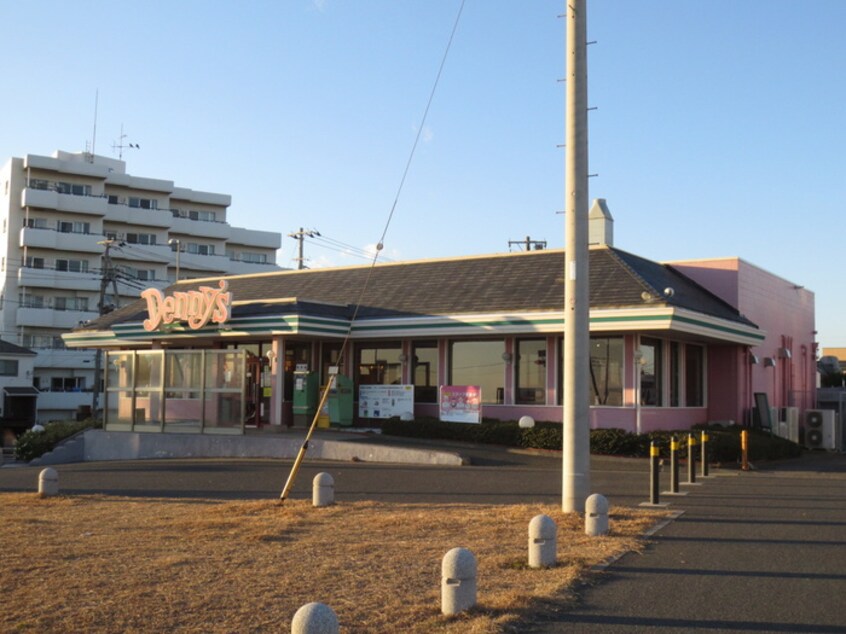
[288,228,320,270]
[91,239,122,417]
[562,0,590,514]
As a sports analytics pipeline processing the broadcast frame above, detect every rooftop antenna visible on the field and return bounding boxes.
[87,89,99,163]
[111,123,140,160]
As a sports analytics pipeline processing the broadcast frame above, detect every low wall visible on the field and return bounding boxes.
[80,430,464,466]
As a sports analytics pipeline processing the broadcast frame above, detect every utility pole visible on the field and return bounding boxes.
[91,239,122,417]
[288,228,320,270]
[562,0,590,514]
[508,236,547,251]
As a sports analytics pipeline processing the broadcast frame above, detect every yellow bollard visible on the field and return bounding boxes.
[741,429,749,471]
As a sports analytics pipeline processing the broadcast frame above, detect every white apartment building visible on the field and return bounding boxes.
[0,150,282,423]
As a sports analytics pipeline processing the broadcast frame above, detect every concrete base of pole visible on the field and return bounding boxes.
[661,490,689,496]
[681,482,703,487]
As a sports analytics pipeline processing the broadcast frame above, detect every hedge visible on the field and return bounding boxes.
[13,419,101,462]
[380,418,802,464]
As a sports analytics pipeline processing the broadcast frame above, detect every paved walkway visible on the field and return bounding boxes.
[527,452,846,633]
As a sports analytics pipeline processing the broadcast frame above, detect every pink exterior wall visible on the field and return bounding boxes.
[671,258,816,423]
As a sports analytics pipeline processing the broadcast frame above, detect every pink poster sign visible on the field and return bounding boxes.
[439,385,482,424]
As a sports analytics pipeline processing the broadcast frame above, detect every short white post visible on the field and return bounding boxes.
[38,467,59,498]
[585,493,609,536]
[312,472,335,507]
[528,514,557,568]
[291,602,339,634]
[441,547,477,615]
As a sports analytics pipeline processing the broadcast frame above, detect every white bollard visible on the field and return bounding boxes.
[585,493,609,536]
[528,514,557,568]
[38,467,59,498]
[441,547,477,615]
[312,472,335,507]
[291,602,339,634]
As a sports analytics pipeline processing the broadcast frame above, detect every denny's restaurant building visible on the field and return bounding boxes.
[64,247,770,435]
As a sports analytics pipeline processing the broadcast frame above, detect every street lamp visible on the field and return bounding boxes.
[168,238,181,282]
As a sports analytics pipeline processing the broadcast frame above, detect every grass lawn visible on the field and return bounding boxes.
[1,494,667,632]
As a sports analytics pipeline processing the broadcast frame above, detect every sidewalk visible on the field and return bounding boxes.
[526,452,846,633]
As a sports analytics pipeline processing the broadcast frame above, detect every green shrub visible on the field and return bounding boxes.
[14,419,100,462]
[380,417,802,463]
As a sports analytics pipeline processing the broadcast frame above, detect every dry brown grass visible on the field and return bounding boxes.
[1,493,666,633]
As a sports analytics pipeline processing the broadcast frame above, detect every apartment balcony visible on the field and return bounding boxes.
[37,390,93,417]
[35,348,96,372]
[179,252,231,275]
[20,227,102,254]
[228,226,282,250]
[17,307,98,330]
[22,188,108,216]
[105,201,173,228]
[18,267,101,292]
[170,216,231,240]
[225,259,281,276]
[113,243,171,264]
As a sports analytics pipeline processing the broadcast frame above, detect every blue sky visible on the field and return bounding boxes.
[1,0,843,346]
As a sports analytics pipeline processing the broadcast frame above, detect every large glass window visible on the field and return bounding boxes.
[589,337,624,406]
[669,342,681,407]
[640,337,663,406]
[412,341,439,403]
[284,341,311,401]
[357,342,402,386]
[516,339,546,404]
[686,344,705,407]
[450,340,505,404]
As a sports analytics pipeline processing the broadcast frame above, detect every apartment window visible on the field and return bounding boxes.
[129,197,158,210]
[241,252,268,264]
[51,377,85,392]
[187,243,215,256]
[105,231,119,240]
[29,179,50,190]
[19,294,45,308]
[55,259,89,273]
[24,256,45,269]
[58,221,91,234]
[57,182,91,196]
[449,340,505,404]
[515,339,546,404]
[54,297,90,312]
[108,195,120,205]
[188,210,216,222]
[26,217,48,229]
[125,232,157,245]
[0,360,19,376]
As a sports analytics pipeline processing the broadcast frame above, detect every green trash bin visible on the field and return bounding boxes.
[292,369,318,426]
[328,374,354,426]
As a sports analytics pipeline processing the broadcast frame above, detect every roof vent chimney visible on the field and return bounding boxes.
[588,198,614,247]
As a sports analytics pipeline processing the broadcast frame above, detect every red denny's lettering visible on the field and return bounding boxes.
[142,280,232,331]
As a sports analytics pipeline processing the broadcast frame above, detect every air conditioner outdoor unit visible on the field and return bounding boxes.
[804,409,837,450]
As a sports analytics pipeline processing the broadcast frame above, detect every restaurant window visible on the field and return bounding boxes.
[669,342,681,407]
[357,342,402,386]
[516,339,546,404]
[321,342,343,386]
[686,344,705,407]
[449,340,505,404]
[640,337,663,406]
[412,341,439,403]
[589,337,624,406]
[284,342,312,401]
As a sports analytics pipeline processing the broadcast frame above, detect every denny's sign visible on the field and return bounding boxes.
[141,280,232,331]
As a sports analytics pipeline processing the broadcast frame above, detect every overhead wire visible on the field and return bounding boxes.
[280,0,466,501]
